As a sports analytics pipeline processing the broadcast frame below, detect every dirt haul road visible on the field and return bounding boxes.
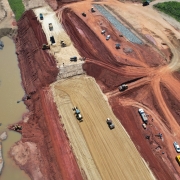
[6,0,180,179]
[52,75,155,180]
[59,0,180,179]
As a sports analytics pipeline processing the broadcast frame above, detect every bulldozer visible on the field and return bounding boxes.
[72,107,83,122]
[42,44,50,50]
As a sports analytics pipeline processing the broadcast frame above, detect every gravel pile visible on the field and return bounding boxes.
[94,4,143,44]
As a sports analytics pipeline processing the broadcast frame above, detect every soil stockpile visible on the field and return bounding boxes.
[13,9,83,180]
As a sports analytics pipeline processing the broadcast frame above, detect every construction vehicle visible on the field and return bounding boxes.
[42,44,50,50]
[138,108,148,124]
[39,13,43,20]
[176,155,180,165]
[119,84,128,91]
[49,23,53,31]
[91,7,96,12]
[143,0,150,6]
[70,56,77,62]
[72,107,83,122]
[82,12,86,17]
[106,118,115,130]
[12,124,22,131]
[115,43,121,49]
[101,30,105,34]
[50,36,55,44]
[61,41,66,47]
[106,35,110,40]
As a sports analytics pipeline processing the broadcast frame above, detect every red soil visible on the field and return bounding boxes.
[61,6,180,180]
[14,10,83,180]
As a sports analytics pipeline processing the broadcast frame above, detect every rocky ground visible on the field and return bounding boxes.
[1,0,180,179]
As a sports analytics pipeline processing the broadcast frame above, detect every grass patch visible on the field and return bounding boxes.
[8,0,25,21]
[154,1,180,22]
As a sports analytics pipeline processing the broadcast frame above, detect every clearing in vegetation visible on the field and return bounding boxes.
[154,1,180,22]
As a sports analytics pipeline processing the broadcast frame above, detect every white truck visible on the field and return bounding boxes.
[138,108,148,124]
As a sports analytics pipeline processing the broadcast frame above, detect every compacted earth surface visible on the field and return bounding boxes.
[1,0,180,179]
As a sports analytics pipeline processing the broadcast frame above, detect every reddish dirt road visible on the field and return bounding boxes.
[60,1,180,179]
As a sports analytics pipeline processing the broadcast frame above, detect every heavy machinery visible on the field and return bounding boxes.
[91,7,96,12]
[176,155,180,165]
[143,0,150,6]
[82,12,86,17]
[61,41,66,47]
[42,44,50,50]
[101,30,105,34]
[72,107,83,122]
[39,13,43,20]
[119,84,128,91]
[106,118,115,130]
[50,36,55,44]
[70,56,77,62]
[49,23,53,31]
[115,43,121,49]
[138,108,148,124]
[12,124,22,131]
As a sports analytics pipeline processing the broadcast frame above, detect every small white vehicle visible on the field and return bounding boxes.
[174,142,180,153]
[106,35,110,40]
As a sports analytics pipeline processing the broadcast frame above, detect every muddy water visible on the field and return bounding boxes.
[0,36,30,180]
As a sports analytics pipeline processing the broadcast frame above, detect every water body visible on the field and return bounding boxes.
[0,36,30,180]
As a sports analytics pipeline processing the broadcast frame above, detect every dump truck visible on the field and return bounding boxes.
[70,56,77,62]
[106,118,115,130]
[138,108,148,124]
[72,107,83,122]
[119,84,128,91]
[49,23,53,31]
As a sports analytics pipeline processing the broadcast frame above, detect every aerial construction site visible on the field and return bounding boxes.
[1,0,180,179]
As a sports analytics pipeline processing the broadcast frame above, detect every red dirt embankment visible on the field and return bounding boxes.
[15,10,83,180]
[61,7,180,179]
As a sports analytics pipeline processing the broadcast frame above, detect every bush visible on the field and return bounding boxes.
[8,0,25,21]
[154,1,180,22]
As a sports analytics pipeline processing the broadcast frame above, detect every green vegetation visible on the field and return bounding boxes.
[154,1,180,22]
[8,0,25,21]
